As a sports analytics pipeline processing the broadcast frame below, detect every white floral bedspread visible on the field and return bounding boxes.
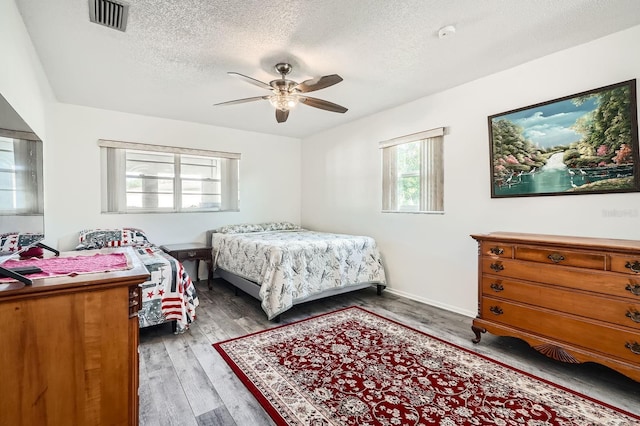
[211,230,386,319]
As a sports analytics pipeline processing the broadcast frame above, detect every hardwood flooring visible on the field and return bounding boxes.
[139,279,640,425]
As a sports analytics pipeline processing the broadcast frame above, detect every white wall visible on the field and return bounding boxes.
[0,0,53,139]
[47,103,301,251]
[301,25,640,318]
[0,0,53,236]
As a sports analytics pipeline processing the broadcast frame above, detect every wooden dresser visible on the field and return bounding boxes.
[471,232,640,382]
[0,247,149,426]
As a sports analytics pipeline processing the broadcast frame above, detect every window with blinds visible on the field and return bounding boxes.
[99,140,240,213]
[0,133,43,215]
[380,127,444,213]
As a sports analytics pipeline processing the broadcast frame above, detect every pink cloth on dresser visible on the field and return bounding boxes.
[0,253,131,281]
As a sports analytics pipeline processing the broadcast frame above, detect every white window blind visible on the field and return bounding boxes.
[99,139,240,213]
[0,130,43,215]
[380,127,444,213]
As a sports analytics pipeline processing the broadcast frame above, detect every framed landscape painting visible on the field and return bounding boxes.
[488,79,639,198]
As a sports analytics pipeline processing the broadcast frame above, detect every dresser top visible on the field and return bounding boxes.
[0,247,150,299]
[471,232,640,252]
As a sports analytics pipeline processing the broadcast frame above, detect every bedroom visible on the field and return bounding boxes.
[2,0,640,424]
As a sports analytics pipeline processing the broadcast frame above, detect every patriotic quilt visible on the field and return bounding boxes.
[132,246,199,333]
[71,227,198,333]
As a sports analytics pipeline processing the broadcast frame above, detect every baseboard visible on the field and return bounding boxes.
[384,287,476,319]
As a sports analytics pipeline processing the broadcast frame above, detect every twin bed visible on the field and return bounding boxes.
[207,222,387,320]
[75,228,199,333]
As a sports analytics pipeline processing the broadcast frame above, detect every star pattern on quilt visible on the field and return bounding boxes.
[134,246,199,333]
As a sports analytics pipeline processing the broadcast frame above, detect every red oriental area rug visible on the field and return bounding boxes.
[213,306,639,426]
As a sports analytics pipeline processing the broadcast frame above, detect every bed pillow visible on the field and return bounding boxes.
[0,232,44,253]
[213,222,301,234]
[259,221,301,232]
[213,223,265,234]
[76,228,151,250]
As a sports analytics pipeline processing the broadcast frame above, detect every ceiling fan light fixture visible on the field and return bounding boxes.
[216,63,347,123]
[269,93,299,111]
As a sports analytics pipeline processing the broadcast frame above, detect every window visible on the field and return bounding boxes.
[0,131,43,215]
[99,140,240,213]
[380,127,444,213]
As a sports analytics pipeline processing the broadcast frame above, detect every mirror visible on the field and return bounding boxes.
[0,93,44,237]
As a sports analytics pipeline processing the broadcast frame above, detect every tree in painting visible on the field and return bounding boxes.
[567,85,634,170]
[491,119,546,185]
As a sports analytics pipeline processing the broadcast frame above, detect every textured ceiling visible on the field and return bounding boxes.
[14,0,640,139]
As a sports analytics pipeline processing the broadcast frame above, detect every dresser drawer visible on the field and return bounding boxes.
[481,297,640,364]
[514,246,605,270]
[482,276,640,330]
[481,257,640,299]
[480,242,513,258]
[611,255,640,275]
[174,248,211,261]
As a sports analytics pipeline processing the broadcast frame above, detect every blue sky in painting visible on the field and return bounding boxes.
[494,97,599,149]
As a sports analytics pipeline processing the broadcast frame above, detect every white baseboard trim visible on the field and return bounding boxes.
[384,287,476,319]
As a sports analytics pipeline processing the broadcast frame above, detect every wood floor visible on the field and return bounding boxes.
[139,279,640,425]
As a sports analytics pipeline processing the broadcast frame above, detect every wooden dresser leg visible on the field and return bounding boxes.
[472,325,485,344]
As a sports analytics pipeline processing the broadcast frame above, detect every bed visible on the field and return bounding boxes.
[207,222,387,320]
[75,228,199,333]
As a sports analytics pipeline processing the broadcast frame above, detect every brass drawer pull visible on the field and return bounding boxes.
[489,306,503,315]
[490,282,504,292]
[547,253,565,263]
[625,341,640,355]
[490,263,504,272]
[625,261,640,273]
[128,289,139,301]
[128,287,141,318]
[626,309,640,323]
[188,251,197,257]
[626,284,640,296]
[490,247,504,255]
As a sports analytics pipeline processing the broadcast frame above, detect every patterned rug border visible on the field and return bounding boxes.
[213,305,640,424]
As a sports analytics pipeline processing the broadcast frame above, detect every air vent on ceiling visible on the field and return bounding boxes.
[89,0,129,32]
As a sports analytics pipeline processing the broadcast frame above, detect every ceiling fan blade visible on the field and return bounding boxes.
[228,72,272,90]
[275,109,289,123]
[295,74,343,93]
[299,96,348,113]
[214,96,269,106]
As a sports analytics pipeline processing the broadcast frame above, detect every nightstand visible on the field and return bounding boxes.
[160,243,213,289]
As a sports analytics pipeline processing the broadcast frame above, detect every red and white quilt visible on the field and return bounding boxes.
[133,246,199,333]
